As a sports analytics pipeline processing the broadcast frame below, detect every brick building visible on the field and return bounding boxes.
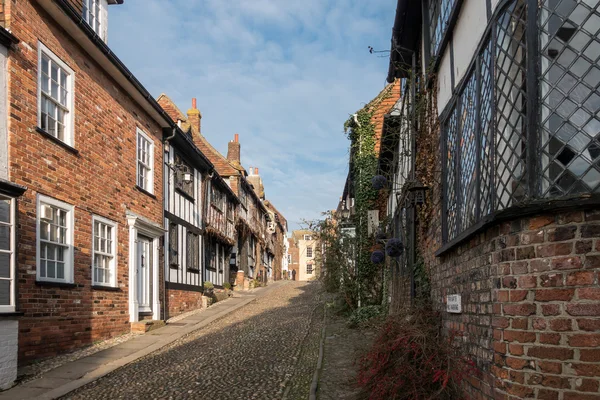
[0,0,193,370]
[265,200,288,281]
[287,237,300,281]
[380,0,600,398]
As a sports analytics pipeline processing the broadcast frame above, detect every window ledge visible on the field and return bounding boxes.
[175,188,195,203]
[92,285,121,292]
[0,312,24,318]
[35,280,77,289]
[169,263,179,270]
[187,268,200,273]
[36,127,79,155]
[135,185,157,199]
[436,195,600,257]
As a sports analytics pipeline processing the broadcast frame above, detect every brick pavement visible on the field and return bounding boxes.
[59,281,323,400]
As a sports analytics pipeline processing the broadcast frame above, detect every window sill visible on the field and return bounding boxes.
[436,195,600,257]
[35,280,77,289]
[92,285,121,292]
[187,268,200,273]
[175,188,195,203]
[169,263,180,270]
[36,127,79,155]
[0,312,24,318]
[135,185,157,199]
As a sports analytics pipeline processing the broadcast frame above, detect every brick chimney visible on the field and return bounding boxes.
[227,133,241,163]
[187,98,202,133]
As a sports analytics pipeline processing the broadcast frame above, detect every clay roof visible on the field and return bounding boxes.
[156,95,238,177]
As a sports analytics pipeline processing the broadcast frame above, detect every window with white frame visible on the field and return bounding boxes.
[92,216,117,287]
[306,246,313,258]
[38,43,74,145]
[37,195,74,283]
[303,234,312,240]
[82,0,108,40]
[0,197,15,312]
[287,254,292,264]
[136,129,154,193]
[306,264,313,274]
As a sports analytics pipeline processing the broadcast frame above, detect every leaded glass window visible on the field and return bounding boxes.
[442,0,600,245]
[169,223,178,266]
[429,0,458,57]
[539,0,600,195]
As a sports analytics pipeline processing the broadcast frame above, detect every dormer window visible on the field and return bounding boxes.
[83,0,108,40]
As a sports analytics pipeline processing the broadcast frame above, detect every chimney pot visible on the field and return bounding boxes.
[234,133,239,143]
[192,98,197,109]
[227,133,241,163]
[255,167,259,175]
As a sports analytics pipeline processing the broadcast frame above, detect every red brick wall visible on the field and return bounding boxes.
[288,238,299,280]
[8,1,164,363]
[422,209,600,399]
[165,289,203,319]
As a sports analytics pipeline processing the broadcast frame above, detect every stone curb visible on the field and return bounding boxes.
[309,305,327,400]
[17,295,258,400]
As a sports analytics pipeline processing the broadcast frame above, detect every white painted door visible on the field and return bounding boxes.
[137,237,151,312]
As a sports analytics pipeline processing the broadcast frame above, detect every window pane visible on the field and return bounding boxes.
[0,253,10,278]
[0,226,10,251]
[56,262,64,279]
[0,280,10,306]
[47,260,56,278]
[495,0,527,210]
[540,0,600,196]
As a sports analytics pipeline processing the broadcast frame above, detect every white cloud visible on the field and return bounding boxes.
[109,0,395,231]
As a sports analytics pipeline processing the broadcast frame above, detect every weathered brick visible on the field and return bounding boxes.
[569,334,600,347]
[580,349,600,362]
[537,243,573,258]
[528,346,574,360]
[576,240,593,254]
[510,290,528,302]
[566,271,595,286]
[549,319,572,332]
[531,258,552,273]
[577,319,600,332]
[542,304,561,316]
[573,378,599,393]
[547,226,577,242]
[578,288,600,300]
[529,215,555,230]
[581,224,600,238]
[584,255,600,269]
[535,289,575,302]
[567,304,600,316]
[511,318,528,330]
[538,389,560,400]
[540,273,564,287]
[538,361,562,374]
[533,318,547,329]
[504,330,536,343]
[518,276,537,288]
[572,363,600,377]
[539,333,561,345]
[552,256,582,270]
[516,246,536,260]
[504,304,536,316]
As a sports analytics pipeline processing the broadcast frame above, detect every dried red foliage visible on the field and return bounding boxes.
[356,307,477,400]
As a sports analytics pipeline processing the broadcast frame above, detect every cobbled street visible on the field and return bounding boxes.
[61,281,323,400]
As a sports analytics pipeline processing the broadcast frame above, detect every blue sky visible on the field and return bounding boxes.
[109,0,396,232]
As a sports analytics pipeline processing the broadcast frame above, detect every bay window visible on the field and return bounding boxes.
[441,0,600,245]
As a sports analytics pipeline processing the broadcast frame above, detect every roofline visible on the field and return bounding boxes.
[386,0,422,82]
[47,0,176,129]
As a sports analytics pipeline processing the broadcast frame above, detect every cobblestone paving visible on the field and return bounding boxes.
[61,281,322,400]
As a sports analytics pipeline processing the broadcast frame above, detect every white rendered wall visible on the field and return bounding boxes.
[437,49,453,113]
[452,0,488,85]
[0,320,18,390]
